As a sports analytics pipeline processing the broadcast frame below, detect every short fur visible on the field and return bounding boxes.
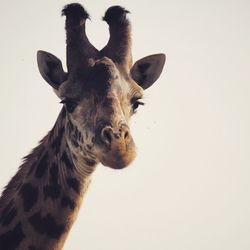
[0,3,165,249]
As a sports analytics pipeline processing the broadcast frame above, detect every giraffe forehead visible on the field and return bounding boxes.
[59,57,130,100]
[89,58,119,93]
[90,57,143,96]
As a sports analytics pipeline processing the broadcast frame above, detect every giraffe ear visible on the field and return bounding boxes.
[37,50,68,90]
[130,54,166,90]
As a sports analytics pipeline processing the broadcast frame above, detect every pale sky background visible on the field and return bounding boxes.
[0,0,250,249]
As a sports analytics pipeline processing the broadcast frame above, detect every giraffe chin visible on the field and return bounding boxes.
[100,146,136,170]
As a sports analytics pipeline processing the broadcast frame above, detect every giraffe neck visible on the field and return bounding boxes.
[0,108,98,250]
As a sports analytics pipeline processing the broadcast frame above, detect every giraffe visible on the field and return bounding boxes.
[0,3,165,250]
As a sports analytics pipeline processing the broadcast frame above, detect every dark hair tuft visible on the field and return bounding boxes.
[62,3,89,21]
[103,6,130,25]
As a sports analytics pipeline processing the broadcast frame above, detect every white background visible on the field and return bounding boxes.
[0,1,250,249]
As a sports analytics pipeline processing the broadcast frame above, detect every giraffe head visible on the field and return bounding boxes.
[37,3,165,169]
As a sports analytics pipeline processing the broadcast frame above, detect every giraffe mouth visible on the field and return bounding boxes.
[97,136,137,169]
[100,150,136,169]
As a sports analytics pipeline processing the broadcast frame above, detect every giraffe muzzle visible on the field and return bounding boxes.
[98,124,136,169]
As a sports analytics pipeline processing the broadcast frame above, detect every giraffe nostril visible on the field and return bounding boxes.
[100,125,131,146]
[124,131,129,139]
[101,127,113,145]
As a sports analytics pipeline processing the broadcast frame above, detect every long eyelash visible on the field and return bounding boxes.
[131,96,144,104]
[132,99,145,114]
[60,99,67,104]
[59,98,77,113]
[60,98,77,104]
[136,101,145,106]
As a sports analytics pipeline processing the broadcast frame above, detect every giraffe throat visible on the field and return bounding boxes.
[0,108,98,250]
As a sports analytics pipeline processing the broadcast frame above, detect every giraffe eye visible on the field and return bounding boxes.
[60,99,77,113]
[132,100,144,113]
